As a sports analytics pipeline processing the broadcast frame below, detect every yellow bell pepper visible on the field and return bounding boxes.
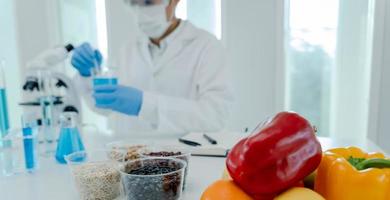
[315,147,390,200]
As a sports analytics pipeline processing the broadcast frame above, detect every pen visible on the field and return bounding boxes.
[203,134,217,145]
[178,138,202,147]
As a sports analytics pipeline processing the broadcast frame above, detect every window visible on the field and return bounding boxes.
[285,0,339,136]
[95,0,108,58]
[177,0,222,40]
[285,0,375,140]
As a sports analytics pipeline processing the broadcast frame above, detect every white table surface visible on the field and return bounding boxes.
[0,134,386,200]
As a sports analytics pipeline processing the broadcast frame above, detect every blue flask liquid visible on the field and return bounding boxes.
[55,113,85,164]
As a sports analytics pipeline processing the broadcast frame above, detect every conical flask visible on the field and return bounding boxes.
[55,112,85,164]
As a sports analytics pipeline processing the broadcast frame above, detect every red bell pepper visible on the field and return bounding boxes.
[226,112,322,200]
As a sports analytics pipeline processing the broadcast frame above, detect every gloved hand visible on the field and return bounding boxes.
[93,85,143,116]
[71,42,103,77]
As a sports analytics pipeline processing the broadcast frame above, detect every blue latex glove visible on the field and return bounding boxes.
[71,42,103,77]
[93,85,143,116]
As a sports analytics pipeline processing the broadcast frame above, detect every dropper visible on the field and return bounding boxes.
[91,57,102,77]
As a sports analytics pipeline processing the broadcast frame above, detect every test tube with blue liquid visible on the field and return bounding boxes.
[22,114,38,172]
[0,59,11,176]
[0,60,10,146]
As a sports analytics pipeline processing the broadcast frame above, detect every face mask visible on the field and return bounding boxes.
[136,4,171,39]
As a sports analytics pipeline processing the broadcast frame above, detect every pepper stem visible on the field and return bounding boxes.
[355,158,390,170]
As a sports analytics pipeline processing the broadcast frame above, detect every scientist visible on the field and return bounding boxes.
[71,0,233,137]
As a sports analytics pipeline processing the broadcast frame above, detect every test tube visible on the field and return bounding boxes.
[91,57,102,77]
[21,114,38,172]
[0,59,10,141]
[40,96,56,155]
[36,69,57,155]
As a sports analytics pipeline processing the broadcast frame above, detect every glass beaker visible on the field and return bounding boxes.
[92,68,118,86]
[55,113,85,164]
[0,128,38,176]
[91,60,119,105]
[91,59,118,83]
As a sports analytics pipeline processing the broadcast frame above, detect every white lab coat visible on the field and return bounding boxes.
[75,21,233,138]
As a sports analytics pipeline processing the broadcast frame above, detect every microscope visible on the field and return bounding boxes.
[20,44,82,154]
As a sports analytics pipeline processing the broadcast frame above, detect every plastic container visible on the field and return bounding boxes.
[119,157,186,200]
[106,140,151,162]
[0,129,38,176]
[65,150,124,200]
[139,145,191,189]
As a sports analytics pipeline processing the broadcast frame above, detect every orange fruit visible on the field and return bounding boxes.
[201,180,253,200]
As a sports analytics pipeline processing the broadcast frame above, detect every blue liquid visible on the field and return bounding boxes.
[0,88,10,149]
[23,127,36,171]
[55,128,85,164]
[93,78,118,105]
[93,77,118,86]
[0,88,9,138]
[70,152,87,163]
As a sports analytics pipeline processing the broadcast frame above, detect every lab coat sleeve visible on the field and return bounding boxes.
[139,39,234,133]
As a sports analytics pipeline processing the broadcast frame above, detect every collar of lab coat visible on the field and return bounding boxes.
[136,20,197,45]
[136,20,198,74]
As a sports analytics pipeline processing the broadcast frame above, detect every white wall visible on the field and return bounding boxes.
[13,0,54,68]
[224,0,285,131]
[369,0,390,152]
